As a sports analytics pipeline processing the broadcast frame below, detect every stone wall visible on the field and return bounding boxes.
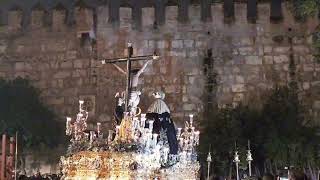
[0,2,319,132]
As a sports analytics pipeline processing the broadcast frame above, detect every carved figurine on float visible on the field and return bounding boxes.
[112,60,151,115]
[114,91,125,125]
[146,91,179,155]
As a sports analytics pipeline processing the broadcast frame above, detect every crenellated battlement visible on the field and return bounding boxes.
[0,0,320,125]
[1,0,319,32]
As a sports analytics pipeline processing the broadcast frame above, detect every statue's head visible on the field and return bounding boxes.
[152,91,165,99]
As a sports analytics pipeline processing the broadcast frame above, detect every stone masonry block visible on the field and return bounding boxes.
[25,63,33,71]
[233,93,244,102]
[47,97,64,105]
[183,103,195,111]
[245,56,262,65]
[231,84,246,93]
[239,47,254,55]
[314,101,320,109]
[187,50,198,57]
[235,76,245,83]
[54,71,71,79]
[195,41,205,48]
[0,45,7,53]
[183,40,194,48]
[263,46,272,54]
[304,64,314,72]
[143,40,149,49]
[61,61,73,69]
[303,82,310,90]
[148,40,155,49]
[263,56,274,64]
[163,85,176,94]
[72,70,87,77]
[74,60,83,68]
[66,51,77,59]
[240,37,253,46]
[157,40,166,49]
[274,55,289,64]
[14,62,25,71]
[273,46,290,54]
[293,46,310,54]
[169,50,186,57]
[172,40,184,49]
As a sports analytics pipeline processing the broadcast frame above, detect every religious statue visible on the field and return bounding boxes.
[146,91,178,155]
[118,112,135,143]
[114,91,125,125]
[112,60,151,115]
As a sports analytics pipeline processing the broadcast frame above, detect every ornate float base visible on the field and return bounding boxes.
[61,151,200,180]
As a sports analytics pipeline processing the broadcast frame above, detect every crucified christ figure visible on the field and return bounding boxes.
[112,60,151,114]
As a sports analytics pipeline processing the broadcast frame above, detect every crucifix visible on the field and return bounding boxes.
[101,43,159,112]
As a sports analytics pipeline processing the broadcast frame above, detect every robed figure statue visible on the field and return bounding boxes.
[146,91,178,155]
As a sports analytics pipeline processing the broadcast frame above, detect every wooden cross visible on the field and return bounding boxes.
[101,43,159,112]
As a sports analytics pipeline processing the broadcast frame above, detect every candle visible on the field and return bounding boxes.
[187,152,192,161]
[190,135,194,144]
[133,117,139,129]
[79,100,84,111]
[74,124,78,133]
[191,127,195,133]
[90,131,95,143]
[140,118,146,129]
[163,147,169,162]
[141,113,146,119]
[77,113,83,122]
[177,128,182,138]
[145,133,151,150]
[140,130,147,144]
[181,151,187,162]
[152,134,158,147]
[66,117,71,126]
[97,122,101,133]
[140,114,146,128]
[184,139,189,151]
[115,125,120,137]
[108,130,113,143]
[189,114,194,126]
[194,131,200,145]
[179,138,184,148]
[66,117,72,135]
[148,120,154,132]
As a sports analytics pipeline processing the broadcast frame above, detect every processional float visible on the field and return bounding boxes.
[60,43,201,179]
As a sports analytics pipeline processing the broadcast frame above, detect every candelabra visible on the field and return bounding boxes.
[177,114,200,161]
[66,100,89,142]
[233,151,241,180]
[207,151,212,180]
[246,141,253,177]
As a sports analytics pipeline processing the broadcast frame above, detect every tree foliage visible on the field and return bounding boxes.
[200,56,319,175]
[291,0,320,21]
[290,0,320,63]
[199,85,320,175]
[0,78,64,150]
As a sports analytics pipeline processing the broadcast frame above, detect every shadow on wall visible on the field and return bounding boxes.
[21,146,65,176]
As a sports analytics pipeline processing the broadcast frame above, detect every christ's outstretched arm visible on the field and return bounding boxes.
[112,64,127,75]
[136,60,151,77]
